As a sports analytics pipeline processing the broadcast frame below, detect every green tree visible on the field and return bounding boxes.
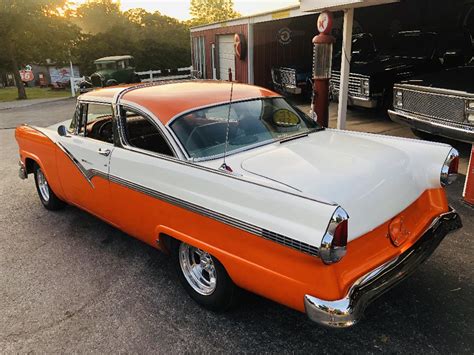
[72,0,125,34]
[0,0,79,99]
[73,9,191,76]
[189,0,240,26]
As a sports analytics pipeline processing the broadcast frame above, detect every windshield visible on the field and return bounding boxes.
[384,33,436,58]
[95,61,117,70]
[170,98,319,160]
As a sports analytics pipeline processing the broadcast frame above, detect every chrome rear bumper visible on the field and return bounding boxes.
[304,209,462,328]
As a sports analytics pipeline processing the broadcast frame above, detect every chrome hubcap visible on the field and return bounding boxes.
[36,169,50,202]
[179,243,217,295]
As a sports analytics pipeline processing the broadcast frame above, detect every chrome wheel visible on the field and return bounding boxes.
[179,243,217,296]
[36,168,50,202]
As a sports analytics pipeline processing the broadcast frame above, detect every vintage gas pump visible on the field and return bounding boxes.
[312,11,335,127]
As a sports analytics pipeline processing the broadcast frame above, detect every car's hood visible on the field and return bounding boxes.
[335,55,432,77]
[400,66,474,94]
[236,130,451,240]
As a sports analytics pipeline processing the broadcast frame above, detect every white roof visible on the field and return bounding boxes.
[94,55,134,63]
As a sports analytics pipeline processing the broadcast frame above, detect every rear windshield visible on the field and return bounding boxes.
[170,97,319,160]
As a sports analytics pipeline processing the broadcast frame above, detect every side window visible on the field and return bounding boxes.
[79,103,114,143]
[121,107,174,157]
[68,103,82,133]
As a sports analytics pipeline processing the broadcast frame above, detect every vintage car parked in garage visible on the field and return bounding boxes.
[331,30,470,110]
[388,65,474,142]
[79,55,140,93]
[15,81,462,327]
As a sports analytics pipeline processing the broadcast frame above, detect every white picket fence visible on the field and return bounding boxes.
[136,66,193,82]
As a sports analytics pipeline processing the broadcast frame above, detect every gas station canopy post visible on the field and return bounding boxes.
[301,0,399,130]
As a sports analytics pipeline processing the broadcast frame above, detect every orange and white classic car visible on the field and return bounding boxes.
[15,81,462,327]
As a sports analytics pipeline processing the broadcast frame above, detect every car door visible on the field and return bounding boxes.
[56,101,115,220]
[107,105,178,244]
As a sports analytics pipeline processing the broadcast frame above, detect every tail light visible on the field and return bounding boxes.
[441,148,459,187]
[320,207,349,264]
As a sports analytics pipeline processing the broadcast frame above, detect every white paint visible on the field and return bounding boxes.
[69,60,76,97]
[337,8,354,130]
[218,35,236,81]
[223,129,451,241]
[109,146,338,249]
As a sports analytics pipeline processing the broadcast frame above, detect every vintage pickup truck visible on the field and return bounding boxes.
[331,30,471,110]
[15,81,462,327]
[389,64,474,143]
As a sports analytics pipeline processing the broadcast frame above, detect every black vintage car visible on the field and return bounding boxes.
[330,30,471,110]
[388,65,474,143]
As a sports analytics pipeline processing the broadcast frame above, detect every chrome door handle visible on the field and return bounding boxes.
[98,148,111,157]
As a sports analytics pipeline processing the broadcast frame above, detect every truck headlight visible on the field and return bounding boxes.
[467,101,474,123]
[395,90,403,108]
[361,79,370,96]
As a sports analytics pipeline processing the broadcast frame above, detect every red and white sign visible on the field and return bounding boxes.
[317,11,333,35]
[20,69,34,82]
[234,33,247,60]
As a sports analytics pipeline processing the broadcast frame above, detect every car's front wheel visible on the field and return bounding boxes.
[174,241,238,312]
[33,164,66,211]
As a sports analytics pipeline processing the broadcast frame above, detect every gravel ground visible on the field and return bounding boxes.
[1,99,473,353]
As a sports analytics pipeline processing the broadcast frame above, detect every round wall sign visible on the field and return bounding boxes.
[317,11,333,35]
[234,33,247,60]
[277,27,292,45]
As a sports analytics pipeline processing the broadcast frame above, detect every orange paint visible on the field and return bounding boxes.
[15,95,450,315]
[81,81,279,125]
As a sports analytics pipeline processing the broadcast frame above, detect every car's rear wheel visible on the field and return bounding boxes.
[173,241,238,311]
[33,164,65,211]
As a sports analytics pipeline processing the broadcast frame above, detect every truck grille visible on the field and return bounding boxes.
[331,71,367,98]
[398,88,466,122]
[271,67,297,87]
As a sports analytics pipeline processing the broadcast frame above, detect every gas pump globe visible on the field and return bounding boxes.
[311,11,335,127]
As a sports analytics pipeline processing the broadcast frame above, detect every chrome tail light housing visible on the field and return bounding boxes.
[320,207,349,264]
[441,148,459,187]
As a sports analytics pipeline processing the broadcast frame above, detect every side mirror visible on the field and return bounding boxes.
[57,125,69,137]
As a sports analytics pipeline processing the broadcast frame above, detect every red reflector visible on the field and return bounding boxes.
[449,156,459,175]
[333,219,348,247]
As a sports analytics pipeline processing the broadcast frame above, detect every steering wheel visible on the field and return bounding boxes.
[98,121,113,143]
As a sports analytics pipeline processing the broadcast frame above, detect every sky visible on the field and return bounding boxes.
[73,0,299,21]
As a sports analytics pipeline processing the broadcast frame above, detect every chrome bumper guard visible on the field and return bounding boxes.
[388,109,474,143]
[331,89,378,108]
[304,209,462,328]
[19,160,27,180]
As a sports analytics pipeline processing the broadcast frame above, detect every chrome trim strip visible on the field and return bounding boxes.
[108,173,320,257]
[304,208,462,328]
[56,142,96,188]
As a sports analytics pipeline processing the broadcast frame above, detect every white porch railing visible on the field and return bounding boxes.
[136,66,193,82]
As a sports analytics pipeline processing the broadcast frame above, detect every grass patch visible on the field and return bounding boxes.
[0,87,71,102]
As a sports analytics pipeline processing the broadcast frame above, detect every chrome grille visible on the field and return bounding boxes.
[331,71,366,98]
[271,67,297,87]
[399,88,466,122]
